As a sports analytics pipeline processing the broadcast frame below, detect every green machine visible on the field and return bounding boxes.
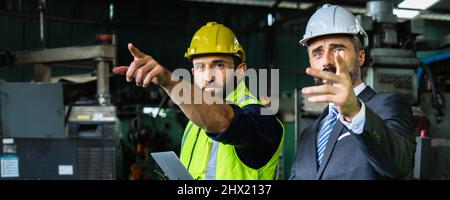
[116,104,186,180]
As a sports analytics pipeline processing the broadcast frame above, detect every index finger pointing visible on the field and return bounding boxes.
[128,43,146,58]
[334,50,348,75]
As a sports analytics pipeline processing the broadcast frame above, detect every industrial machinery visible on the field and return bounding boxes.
[0,43,116,105]
[358,0,450,180]
[415,49,450,179]
[115,88,186,180]
[67,106,116,138]
[0,137,116,180]
[0,83,65,138]
[0,33,187,179]
[0,82,117,180]
[0,7,119,178]
[358,1,423,105]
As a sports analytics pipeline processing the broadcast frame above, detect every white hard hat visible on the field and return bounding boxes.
[300,4,368,48]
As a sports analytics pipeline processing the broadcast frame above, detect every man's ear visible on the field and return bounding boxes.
[358,50,366,67]
[236,63,247,72]
[191,67,194,74]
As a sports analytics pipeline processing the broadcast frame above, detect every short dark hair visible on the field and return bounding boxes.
[231,55,242,67]
[350,35,364,53]
[307,34,364,53]
[190,53,243,68]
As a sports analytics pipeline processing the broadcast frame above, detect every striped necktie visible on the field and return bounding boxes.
[317,105,338,166]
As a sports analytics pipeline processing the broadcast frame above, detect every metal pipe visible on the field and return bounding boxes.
[38,0,46,48]
[33,63,51,82]
[366,1,396,23]
[112,33,117,67]
[96,59,110,105]
[32,0,50,82]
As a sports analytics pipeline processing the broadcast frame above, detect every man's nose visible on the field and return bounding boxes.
[323,51,335,67]
[204,69,216,83]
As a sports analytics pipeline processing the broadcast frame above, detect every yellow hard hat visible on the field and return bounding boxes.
[184,22,246,63]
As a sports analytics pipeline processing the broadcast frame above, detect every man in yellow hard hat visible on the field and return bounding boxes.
[114,22,284,180]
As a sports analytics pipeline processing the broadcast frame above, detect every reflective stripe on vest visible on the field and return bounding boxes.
[237,95,255,105]
[205,140,219,180]
[181,123,194,148]
[202,94,254,180]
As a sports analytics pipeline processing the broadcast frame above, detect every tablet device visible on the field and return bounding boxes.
[150,151,194,180]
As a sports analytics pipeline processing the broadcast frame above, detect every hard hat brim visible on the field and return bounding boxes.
[300,32,355,46]
[299,32,368,48]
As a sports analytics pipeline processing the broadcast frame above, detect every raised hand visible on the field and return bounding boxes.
[112,43,170,88]
[301,51,360,122]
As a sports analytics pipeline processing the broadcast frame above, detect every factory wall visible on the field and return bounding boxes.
[0,0,314,96]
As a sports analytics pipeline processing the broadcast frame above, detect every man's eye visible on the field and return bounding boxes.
[313,52,322,59]
[195,65,204,71]
[215,64,224,69]
[333,48,344,53]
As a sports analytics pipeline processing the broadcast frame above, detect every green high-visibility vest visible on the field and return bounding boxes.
[179,82,285,180]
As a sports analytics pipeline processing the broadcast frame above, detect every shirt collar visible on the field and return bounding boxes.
[353,82,366,96]
[225,81,250,104]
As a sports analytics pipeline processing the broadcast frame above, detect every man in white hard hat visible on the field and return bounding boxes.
[290,4,415,179]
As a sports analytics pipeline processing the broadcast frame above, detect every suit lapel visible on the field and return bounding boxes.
[357,86,376,102]
[308,114,326,175]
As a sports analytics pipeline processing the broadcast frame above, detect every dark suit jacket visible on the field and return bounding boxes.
[290,86,416,180]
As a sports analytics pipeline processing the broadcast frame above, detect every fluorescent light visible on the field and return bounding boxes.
[420,13,450,21]
[278,2,313,10]
[398,0,440,10]
[344,6,367,14]
[393,9,420,19]
[267,13,275,26]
